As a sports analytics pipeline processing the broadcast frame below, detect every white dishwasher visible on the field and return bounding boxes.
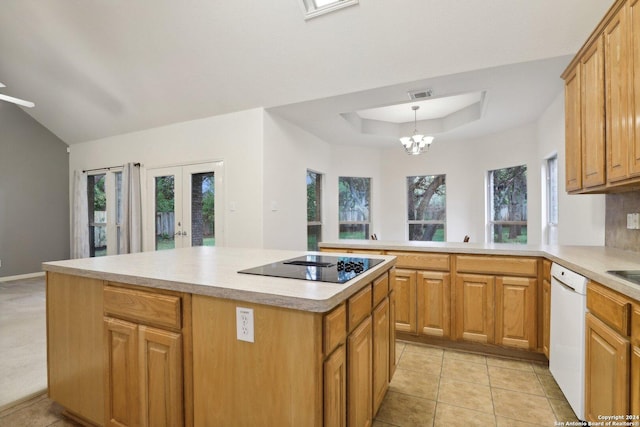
[549,262,588,420]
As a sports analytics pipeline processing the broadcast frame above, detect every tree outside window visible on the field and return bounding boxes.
[407,175,446,241]
[339,177,370,239]
[307,170,322,250]
[488,165,527,244]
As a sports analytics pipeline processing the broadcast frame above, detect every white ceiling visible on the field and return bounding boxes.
[0,0,614,146]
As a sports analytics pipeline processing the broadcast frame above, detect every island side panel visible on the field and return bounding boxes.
[192,295,324,427]
[47,272,105,425]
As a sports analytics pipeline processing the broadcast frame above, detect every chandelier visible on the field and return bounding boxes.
[399,105,434,155]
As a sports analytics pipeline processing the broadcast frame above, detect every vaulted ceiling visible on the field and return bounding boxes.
[0,1,614,146]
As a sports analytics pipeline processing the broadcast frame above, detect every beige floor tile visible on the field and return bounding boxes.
[0,395,76,427]
[486,356,534,372]
[531,362,552,376]
[443,349,487,365]
[375,391,436,427]
[548,398,579,422]
[397,351,443,377]
[373,420,400,427]
[492,388,557,425]
[389,368,440,400]
[488,366,545,396]
[434,402,496,427]
[496,416,544,426]
[441,358,489,385]
[537,373,566,400]
[403,343,444,359]
[396,342,407,364]
[437,378,494,414]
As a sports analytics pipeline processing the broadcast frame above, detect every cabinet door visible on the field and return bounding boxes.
[455,274,495,344]
[630,0,640,176]
[495,276,537,350]
[372,298,390,415]
[394,269,417,333]
[564,63,583,192]
[632,345,640,416]
[542,278,551,358]
[417,271,451,338]
[606,3,632,183]
[139,326,183,427]
[324,345,347,427]
[348,316,373,427]
[389,290,397,380]
[581,35,607,189]
[585,313,630,422]
[47,273,105,426]
[104,317,139,427]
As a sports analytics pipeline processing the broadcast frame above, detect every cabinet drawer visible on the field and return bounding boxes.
[104,285,181,330]
[587,281,631,336]
[386,252,450,271]
[348,285,372,332]
[456,255,538,277]
[372,273,389,307]
[324,304,346,355]
[631,303,640,346]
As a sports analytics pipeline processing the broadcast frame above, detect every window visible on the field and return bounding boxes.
[307,170,322,251]
[339,177,370,239]
[88,170,123,257]
[407,175,446,241]
[298,0,358,19]
[546,155,558,244]
[488,165,527,244]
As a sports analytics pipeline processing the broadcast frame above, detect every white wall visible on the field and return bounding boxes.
[537,91,605,245]
[69,108,265,249]
[262,112,332,250]
[380,124,541,243]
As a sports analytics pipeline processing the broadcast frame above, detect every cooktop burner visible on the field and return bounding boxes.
[238,254,384,284]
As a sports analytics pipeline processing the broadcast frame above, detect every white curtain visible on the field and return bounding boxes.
[71,170,89,258]
[119,163,142,253]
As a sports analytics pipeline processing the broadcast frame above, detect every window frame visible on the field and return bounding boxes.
[88,168,123,257]
[338,176,371,240]
[298,0,359,20]
[486,164,528,244]
[406,174,447,242]
[306,169,323,251]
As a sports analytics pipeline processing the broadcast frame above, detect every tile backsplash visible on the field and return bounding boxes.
[605,191,640,252]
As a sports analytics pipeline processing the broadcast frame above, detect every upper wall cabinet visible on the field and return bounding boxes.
[563,0,640,193]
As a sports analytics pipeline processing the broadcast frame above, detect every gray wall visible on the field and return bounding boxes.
[0,102,69,277]
[606,191,640,252]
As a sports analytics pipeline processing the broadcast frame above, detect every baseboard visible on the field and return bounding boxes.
[0,271,45,282]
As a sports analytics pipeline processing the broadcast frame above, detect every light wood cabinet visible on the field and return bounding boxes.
[455,274,495,344]
[394,269,417,333]
[103,284,186,427]
[565,63,583,192]
[372,298,390,415]
[324,345,347,427]
[630,0,640,176]
[495,276,537,350]
[606,2,632,183]
[585,312,630,421]
[47,273,105,426]
[542,275,551,358]
[389,289,397,379]
[417,271,451,338]
[348,316,373,427]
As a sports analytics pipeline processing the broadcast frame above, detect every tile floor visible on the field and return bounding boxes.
[0,340,577,426]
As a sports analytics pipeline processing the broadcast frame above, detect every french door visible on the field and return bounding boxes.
[146,162,224,251]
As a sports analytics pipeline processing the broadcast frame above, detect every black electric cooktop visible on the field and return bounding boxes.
[238,255,384,284]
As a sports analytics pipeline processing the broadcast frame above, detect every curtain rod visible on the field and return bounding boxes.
[83,162,140,173]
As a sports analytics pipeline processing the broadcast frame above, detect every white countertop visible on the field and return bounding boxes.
[320,240,640,301]
[42,246,396,313]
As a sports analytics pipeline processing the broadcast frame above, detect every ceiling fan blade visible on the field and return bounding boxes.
[0,93,35,108]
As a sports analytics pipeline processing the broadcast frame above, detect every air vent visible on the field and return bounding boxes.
[408,88,433,100]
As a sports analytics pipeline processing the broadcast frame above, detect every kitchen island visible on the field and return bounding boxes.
[43,247,396,427]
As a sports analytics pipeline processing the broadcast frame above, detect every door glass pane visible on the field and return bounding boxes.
[155,176,175,250]
[191,172,215,247]
[408,224,445,242]
[339,224,369,239]
[88,174,107,257]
